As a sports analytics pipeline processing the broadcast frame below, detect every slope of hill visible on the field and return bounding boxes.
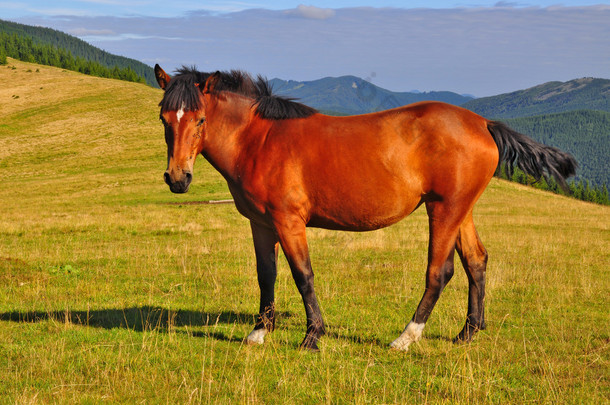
[462,77,610,119]
[270,76,473,115]
[0,19,156,87]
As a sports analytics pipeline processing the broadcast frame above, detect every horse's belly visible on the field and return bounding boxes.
[307,194,422,231]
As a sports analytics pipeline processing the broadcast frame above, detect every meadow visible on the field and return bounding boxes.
[0,59,608,404]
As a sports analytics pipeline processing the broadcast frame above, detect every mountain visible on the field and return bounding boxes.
[462,78,610,119]
[269,76,473,115]
[0,19,156,87]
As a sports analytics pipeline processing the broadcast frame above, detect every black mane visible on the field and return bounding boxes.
[252,78,318,120]
[159,66,210,113]
[160,67,317,120]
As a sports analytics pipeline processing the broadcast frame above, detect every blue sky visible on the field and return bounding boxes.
[1,1,606,18]
[2,1,609,96]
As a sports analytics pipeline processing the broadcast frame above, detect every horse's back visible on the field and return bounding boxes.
[260,102,499,230]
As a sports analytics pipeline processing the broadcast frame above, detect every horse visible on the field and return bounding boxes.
[154,65,577,351]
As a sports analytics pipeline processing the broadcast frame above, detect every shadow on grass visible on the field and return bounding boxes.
[0,307,453,348]
[0,306,292,342]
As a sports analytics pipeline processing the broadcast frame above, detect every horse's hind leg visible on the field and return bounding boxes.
[454,212,488,343]
[390,200,463,351]
[246,221,279,345]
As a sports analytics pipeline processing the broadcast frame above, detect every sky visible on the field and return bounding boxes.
[2,1,609,96]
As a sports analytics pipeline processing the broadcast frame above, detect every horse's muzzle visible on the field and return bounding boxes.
[164,171,192,194]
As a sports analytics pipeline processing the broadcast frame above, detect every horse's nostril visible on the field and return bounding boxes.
[163,172,171,185]
[185,172,193,183]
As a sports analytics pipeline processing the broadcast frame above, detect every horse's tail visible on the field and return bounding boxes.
[486,120,578,191]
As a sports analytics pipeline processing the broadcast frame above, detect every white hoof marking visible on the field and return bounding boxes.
[246,328,268,345]
[390,321,425,352]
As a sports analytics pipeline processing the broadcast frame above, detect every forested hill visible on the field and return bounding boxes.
[462,78,610,119]
[502,110,610,187]
[0,19,156,87]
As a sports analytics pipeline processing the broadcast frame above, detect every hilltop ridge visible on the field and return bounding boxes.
[270,75,472,115]
[462,77,610,119]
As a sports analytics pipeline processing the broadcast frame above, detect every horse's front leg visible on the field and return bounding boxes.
[246,221,279,345]
[274,216,325,351]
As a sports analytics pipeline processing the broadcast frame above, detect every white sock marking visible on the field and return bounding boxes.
[390,321,425,351]
[246,328,268,345]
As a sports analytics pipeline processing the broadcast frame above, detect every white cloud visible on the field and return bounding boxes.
[285,4,335,19]
[68,27,115,36]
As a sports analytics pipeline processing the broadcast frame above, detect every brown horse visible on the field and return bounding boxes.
[154,65,577,351]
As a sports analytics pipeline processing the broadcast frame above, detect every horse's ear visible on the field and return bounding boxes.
[203,71,222,94]
[154,64,171,90]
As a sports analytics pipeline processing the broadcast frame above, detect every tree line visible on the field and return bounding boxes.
[0,32,146,84]
[1,19,156,86]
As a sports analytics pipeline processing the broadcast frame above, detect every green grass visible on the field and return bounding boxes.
[1,59,608,403]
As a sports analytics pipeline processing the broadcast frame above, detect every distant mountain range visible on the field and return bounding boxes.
[2,18,608,187]
[462,78,610,119]
[271,76,610,119]
[270,76,473,115]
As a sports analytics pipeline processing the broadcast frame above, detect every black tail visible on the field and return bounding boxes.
[487,121,578,191]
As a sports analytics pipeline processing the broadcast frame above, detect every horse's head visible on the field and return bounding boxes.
[155,65,214,193]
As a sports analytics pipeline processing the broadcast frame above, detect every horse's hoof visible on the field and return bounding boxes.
[389,340,411,352]
[299,336,320,352]
[299,343,320,353]
[246,328,267,345]
[453,329,478,344]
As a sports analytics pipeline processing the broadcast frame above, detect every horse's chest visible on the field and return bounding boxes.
[227,182,268,223]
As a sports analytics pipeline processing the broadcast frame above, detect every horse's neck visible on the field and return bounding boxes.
[202,95,265,181]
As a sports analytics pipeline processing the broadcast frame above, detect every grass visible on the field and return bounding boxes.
[1,58,608,403]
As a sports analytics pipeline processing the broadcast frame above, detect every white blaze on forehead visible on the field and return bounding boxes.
[176,102,185,123]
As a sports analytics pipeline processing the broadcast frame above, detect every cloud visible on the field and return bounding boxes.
[285,4,335,19]
[68,27,114,36]
[14,6,610,96]
[494,1,520,7]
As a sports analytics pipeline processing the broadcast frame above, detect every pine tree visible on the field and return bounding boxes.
[599,184,610,205]
[584,180,594,203]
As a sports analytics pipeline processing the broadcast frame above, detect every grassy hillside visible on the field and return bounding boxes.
[462,77,610,119]
[1,59,608,403]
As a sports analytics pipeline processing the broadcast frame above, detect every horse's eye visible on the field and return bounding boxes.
[197,118,206,127]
